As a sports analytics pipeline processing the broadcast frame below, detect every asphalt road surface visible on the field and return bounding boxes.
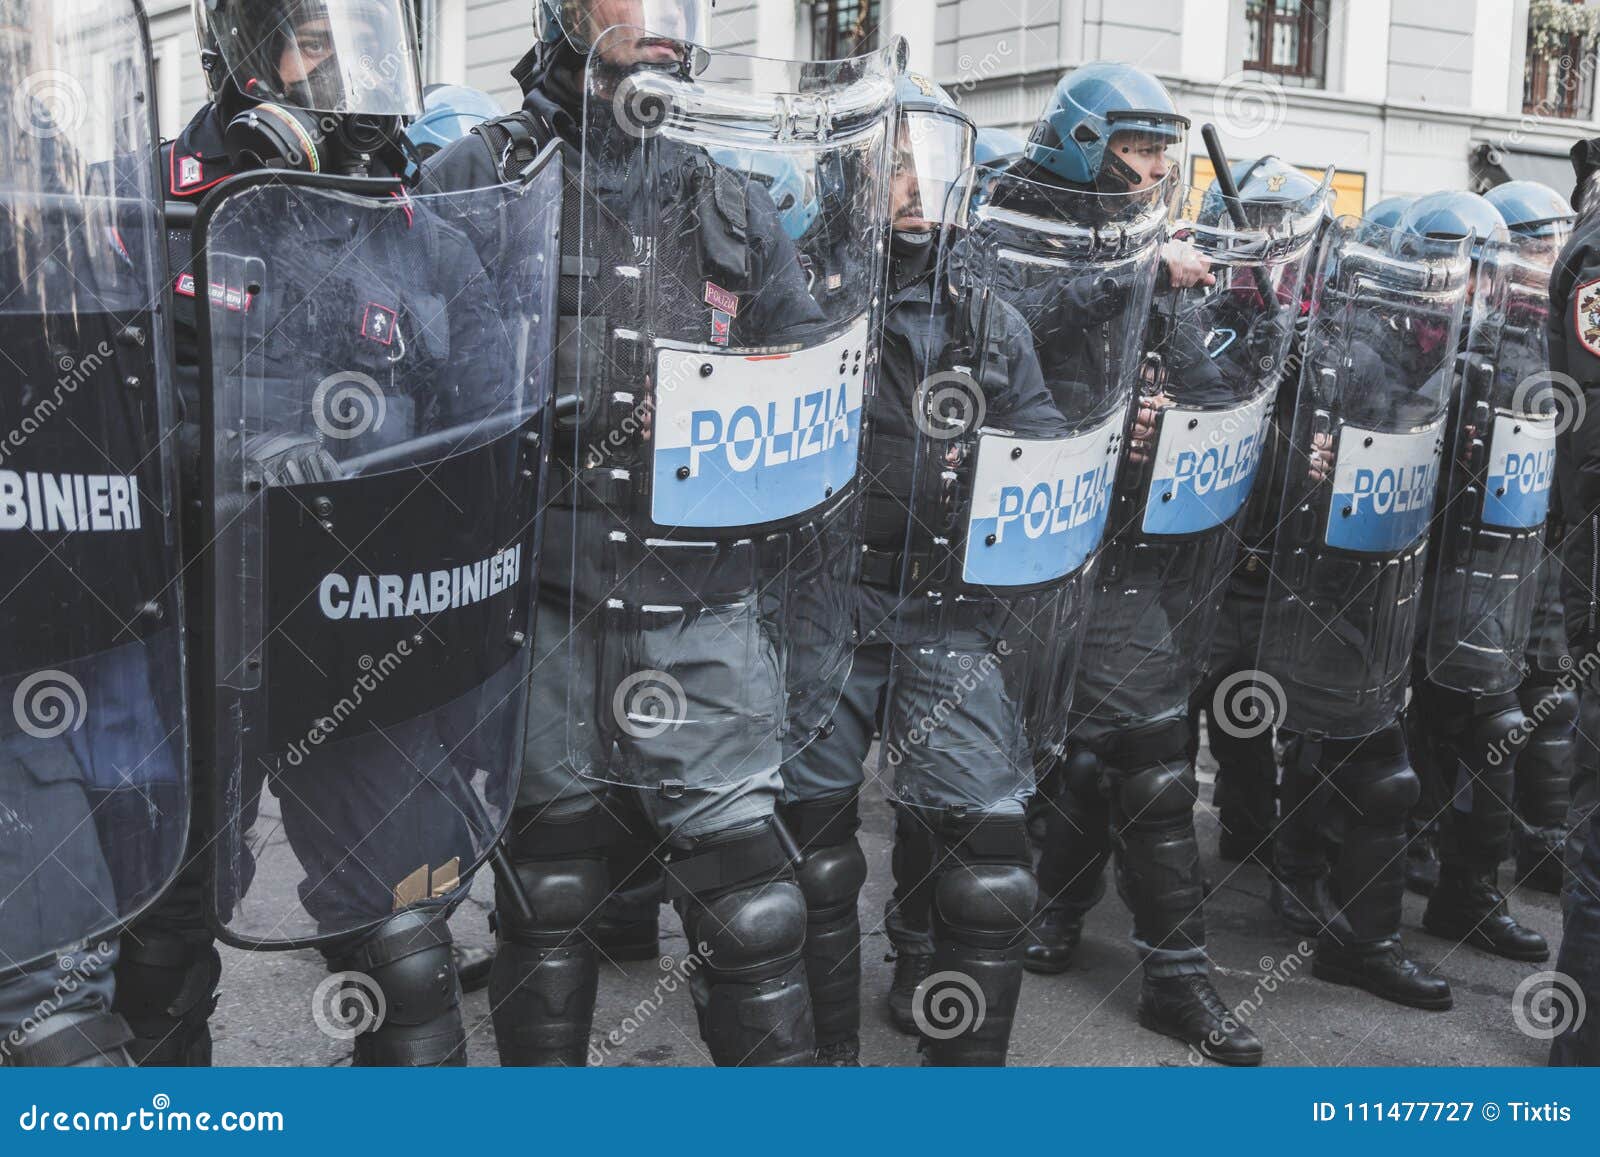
[211,743,1564,1067]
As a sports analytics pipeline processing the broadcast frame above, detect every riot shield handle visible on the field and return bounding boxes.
[1201,123,1280,317]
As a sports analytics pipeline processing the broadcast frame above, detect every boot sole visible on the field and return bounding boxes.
[1022,954,1074,975]
[1311,958,1453,1010]
[1137,1009,1263,1067]
[1420,918,1549,963]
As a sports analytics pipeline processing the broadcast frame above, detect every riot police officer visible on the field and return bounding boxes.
[421,0,899,1066]
[1025,89,1322,1063]
[1483,181,1580,896]
[1409,191,1553,963]
[1261,201,1476,1011]
[1186,158,1331,870]
[781,73,1063,1065]
[0,0,187,1067]
[118,0,541,1067]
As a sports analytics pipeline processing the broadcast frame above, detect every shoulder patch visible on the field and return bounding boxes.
[1575,277,1600,356]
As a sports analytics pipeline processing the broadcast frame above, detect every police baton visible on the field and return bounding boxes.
[1201,122,1280,317]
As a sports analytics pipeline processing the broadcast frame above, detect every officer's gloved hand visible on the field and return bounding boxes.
[245,432,344,487]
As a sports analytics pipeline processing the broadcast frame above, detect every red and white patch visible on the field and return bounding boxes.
[362,303,397,345]
[709,308,731,347]
[703,281,739,318]
[1575,278,1600,357]
[177,155,204,189]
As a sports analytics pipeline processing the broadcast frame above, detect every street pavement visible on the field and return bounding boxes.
[211,744,1564,1067]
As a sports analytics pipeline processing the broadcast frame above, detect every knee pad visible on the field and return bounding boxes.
[1059,747,1104,802]
[933,862,1037,947]
[1521,682,1580,732]
[113,929,220,1066]
[784,792,866,922]
[795,838,867,922]
[1344,754,1420,826]
[335,910,463,1066]
[1117,759,1198,831]
[497,856,610,947]
[1468,701,1532,768]
[2,1009,133,1068]
[690,880,808,982]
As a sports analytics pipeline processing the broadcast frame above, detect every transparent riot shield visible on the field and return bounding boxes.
[567,28,900,790]
[1072,184,1327,733]
[0,0,189,977]
[195,152,560,947]
[876,168,1173,809]
[1259,218,1473,738]
[1422,238,1559,696]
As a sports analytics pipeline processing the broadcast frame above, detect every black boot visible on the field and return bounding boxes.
[1404,822,1440,896]
[1422,866,1550,962]
[1301,729,1455,1012]
[1270,869,1335,937]
[1138,973,1263,1066]
[1312,937,1453,1010]
[673,821,814,1066]
[921,818,1035,1066]
[1516,826,1568,895]
[1026,747,1108,974]
[884,948,934,1035]
[1023,906,1084,974]
[783,793,867,1065]
[1273,734,1337,936]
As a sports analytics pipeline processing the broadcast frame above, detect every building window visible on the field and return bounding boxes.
[1243,0,1327,83]
[811,0,880,60]
[1523,0,1600,119]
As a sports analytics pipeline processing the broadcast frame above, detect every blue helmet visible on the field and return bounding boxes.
[707,149,818,242]
[405,85,504,161]
[974,126,1026,168]
[1363,196,1414,231]
[532,0,711,52]
[1484,180,1575,239]
[1398,191,1508,258]
[892,72,975,229]
[1198,155,1325,228]
[1024,62,1188,189]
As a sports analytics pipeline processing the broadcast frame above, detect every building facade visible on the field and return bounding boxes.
[145,0,1600,208]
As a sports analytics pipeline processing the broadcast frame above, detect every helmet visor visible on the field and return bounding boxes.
[893,111,974,231]
[204,0,422,115]
[546,0,712,54]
